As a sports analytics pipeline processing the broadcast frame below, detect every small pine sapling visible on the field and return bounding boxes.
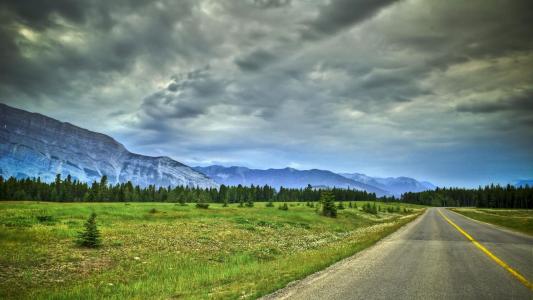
[77,212,101,248]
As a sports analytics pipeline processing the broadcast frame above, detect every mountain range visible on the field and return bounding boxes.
[1,103,436,196]
[340,173,436,196]
[0,103,218,188]
[194,165,435,197]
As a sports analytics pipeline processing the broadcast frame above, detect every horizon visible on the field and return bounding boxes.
[1,1,532,187]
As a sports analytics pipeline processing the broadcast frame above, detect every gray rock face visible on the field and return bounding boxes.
[0,103,218,188]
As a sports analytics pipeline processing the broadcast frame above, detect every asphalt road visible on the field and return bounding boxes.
[263,208,533,300]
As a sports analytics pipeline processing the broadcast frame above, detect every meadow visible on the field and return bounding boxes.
[0,201,424,299]
[450,208,533,236]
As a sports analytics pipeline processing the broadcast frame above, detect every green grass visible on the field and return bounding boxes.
[0,201,424,299]
[450,208,533,236]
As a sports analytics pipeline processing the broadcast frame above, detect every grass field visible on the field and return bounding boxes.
[0,201,424,299]
[450,208,533,236]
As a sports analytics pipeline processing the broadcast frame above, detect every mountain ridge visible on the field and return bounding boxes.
[194,165,391,196]
[195,165,436,196]
[0,103,218,188]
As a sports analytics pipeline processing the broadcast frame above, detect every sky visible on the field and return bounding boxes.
[1,0,532,187]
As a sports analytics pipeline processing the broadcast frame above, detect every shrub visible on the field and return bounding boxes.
[266,200,274,207]
[149,208,158,214]
[196,203,210,209]
[77,213,101,248]
[278,203,289,211]
[196,193,209,209]
[36,215,54,223]
[337,201,345,210]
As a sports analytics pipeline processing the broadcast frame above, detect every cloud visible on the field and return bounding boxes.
[234,49,278,71]
[456,90,533,114]
[0,0,532,186]
[301,0,399,39]
[253,0,291,9]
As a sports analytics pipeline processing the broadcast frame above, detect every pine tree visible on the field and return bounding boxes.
[320,190,337,217]
[77,213,101,248]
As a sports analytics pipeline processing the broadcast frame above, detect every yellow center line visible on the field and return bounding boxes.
[438,209,533,291]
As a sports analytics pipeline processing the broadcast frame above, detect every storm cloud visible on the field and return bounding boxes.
[1,0,532,187]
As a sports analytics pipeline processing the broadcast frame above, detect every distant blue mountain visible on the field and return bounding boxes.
[515,180,533,187]
[340,173,435,197]
[194,165,391,197]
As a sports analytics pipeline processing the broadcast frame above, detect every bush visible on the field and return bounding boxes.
[77,213,101,248]
[278,203,289,211]
[337,201,345,210]
[149,208,158,214]
[36,215,55,223]
[196,203,210,209]
[196,193,209,209]
[266,200,274,207]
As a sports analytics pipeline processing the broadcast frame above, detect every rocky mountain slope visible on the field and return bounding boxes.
[0,103,218,188]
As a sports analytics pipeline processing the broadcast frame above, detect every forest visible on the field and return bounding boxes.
[401,185,533,208]
[0,175,378,204]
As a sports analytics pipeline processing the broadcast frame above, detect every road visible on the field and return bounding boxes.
[263,208,533,299]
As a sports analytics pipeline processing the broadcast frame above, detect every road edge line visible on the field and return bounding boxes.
[438,209,533,291]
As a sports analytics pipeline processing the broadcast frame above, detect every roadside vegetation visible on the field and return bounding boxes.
[450,208,533,236]
[0,201,424,299]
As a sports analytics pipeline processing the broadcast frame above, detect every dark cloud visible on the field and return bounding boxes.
[234,49,277,71]
[141,67,228,121]
[456,90,533,114]
[253,0,291,9]
[301,0,399,39]
[0,0,196,100]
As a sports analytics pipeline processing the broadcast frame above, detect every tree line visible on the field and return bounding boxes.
[401,185,533,208]
[0,175,378,203]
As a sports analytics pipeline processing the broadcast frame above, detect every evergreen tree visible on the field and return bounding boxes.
[320,190,337,218]
[77,213,101,248]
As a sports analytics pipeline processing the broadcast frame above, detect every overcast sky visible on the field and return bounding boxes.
[1,0,532,187]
